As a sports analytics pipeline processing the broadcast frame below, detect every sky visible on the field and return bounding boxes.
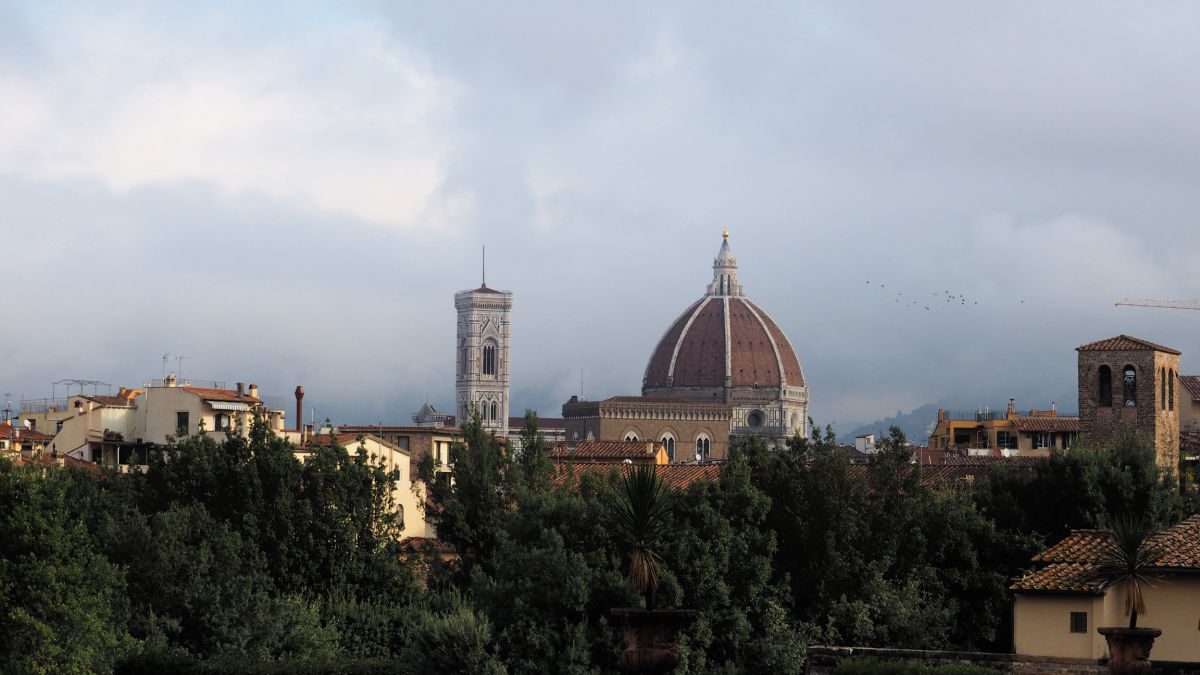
[3,1,1200,433]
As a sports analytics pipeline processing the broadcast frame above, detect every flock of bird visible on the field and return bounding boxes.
[866,280,1024,310]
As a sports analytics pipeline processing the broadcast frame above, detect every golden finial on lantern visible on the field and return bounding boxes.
[722,227,730,239]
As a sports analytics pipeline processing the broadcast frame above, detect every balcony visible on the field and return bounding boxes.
[942,410,1002,422]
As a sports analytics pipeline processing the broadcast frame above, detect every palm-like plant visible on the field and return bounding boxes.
[607,463,673,609]
[1091,514,1164,629]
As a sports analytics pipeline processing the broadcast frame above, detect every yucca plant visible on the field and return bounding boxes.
[1090,514,1164,629]
[607,463,673,609]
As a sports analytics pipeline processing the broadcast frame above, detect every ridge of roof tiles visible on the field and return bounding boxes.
[549,440,662,460]
[1179,375,1200,403]
[1012,514,1200,594]
[1012,416,1081,433]
[1075,334,1181,355]
[182,387,262,403]
[551,462,721,490]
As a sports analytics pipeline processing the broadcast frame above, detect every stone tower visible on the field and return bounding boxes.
[455,281,513,437]
[1076,335,1180,470]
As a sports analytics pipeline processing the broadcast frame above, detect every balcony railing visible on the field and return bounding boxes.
[942,410,1002,422]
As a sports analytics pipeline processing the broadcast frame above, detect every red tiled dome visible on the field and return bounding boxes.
[644,296,805,390]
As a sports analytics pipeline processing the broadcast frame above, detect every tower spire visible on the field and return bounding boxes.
[706,228,743,296]
[482,245,486,288]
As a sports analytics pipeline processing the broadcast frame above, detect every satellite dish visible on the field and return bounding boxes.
[622,458,633,464]
[696,451,703,463]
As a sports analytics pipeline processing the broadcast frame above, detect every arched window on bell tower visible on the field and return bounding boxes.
[1098,366,1112,407]
[1123,365,1137,407]
[482,341,497,376]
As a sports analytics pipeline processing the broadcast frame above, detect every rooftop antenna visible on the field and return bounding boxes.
[161,353,171,378]
[175,355,188,381]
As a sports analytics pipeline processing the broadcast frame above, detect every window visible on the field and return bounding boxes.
[396,436,410,451]
[1070,611,1088,634]
[1098,366,1112,407]
[696,436,711,461]
[997,431,1017,450]
[214,413,231,431]
[624,432,639,442]
[1032,432,1050,449]
[176,411,189,434]
[746,410,764,427]
[482,342,497,375]
[490,401,498,422]
[1123,366,1137,407]
[1162,369,1168,410]
[661,434,675,462]
[1170,370,1175,411]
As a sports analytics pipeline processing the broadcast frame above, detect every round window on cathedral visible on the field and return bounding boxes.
[747,410,764,427]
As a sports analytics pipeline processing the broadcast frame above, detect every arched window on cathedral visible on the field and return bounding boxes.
[491,401,498,422]
[661,434,675,463]
[1098,366,1112,407]
[695,436,710,462]
[1123,366,1137,407]
[482,342,497,376]
[624,432,639,442]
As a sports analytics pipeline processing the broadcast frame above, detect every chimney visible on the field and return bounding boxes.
[1007,398,1015,416]
[1051,401,1056,414]
[248,384,258,399]
[295,386,305,432]
[236,382,245,398]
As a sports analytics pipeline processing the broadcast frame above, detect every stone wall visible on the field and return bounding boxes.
[805,646,1200,675]
[1077,348,1180,470]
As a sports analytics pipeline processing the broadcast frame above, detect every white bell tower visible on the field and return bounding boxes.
[454,266,513,437]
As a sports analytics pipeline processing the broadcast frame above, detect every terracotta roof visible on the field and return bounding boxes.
[470,285,504,295]
[1076,335,1181,355]
[1012,416,1081,433]
[1012,515,1200,594]
[0,424,54,442]
[937,455,1047,467]
[398,536,458,555]
[550,440,663,461]
[337,424,461,435]
[81,395,137,408]
[551,462,722,490]
[1179,376,1200,403]
[644,296,805,392]
[182,387,262,404]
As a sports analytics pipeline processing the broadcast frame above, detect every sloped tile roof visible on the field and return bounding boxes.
[0,424,54,442]
[551,462,721,490]
[1179,376,1200,403]
[1013,416,1081,433]
[1076,335,1181,355]
[81,395,137,408]
[550,440,663,461]
[398,536,458,554]
[937,455,1048,467]
[182,387,262,404]
[1012,514,1200,594]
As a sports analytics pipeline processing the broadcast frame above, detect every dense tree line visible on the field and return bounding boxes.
[1,415,1196,674]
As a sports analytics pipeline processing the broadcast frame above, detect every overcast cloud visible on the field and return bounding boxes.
[3,1,1200,433]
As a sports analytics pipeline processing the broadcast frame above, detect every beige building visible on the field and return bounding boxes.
[1011,514,1200,662]
[1178,375,1200,433]
[335,424,459,486]
[47,375,288,467]
[297,432,429,539]
[1077,335,1181,470]
[0,422,54,457]
[928,399,1079,456]
[563,232,809,461]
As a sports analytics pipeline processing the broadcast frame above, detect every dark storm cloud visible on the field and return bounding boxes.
[5,2,1200,431]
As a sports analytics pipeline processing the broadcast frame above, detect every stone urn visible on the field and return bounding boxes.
[1098,627,1162,675]
[611,608,697,674]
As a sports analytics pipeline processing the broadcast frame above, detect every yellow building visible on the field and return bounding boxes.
[297,432,428,540]
[1011,514,1200,662]
[928,399,1079,456]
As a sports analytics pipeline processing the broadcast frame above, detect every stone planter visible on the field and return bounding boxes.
[611,608,697,674]
[1098,627,1161,675]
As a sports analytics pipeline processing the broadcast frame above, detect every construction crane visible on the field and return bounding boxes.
[1115,298,1200,311]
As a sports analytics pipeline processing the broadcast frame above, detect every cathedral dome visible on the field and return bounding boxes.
[643,232,805,395]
